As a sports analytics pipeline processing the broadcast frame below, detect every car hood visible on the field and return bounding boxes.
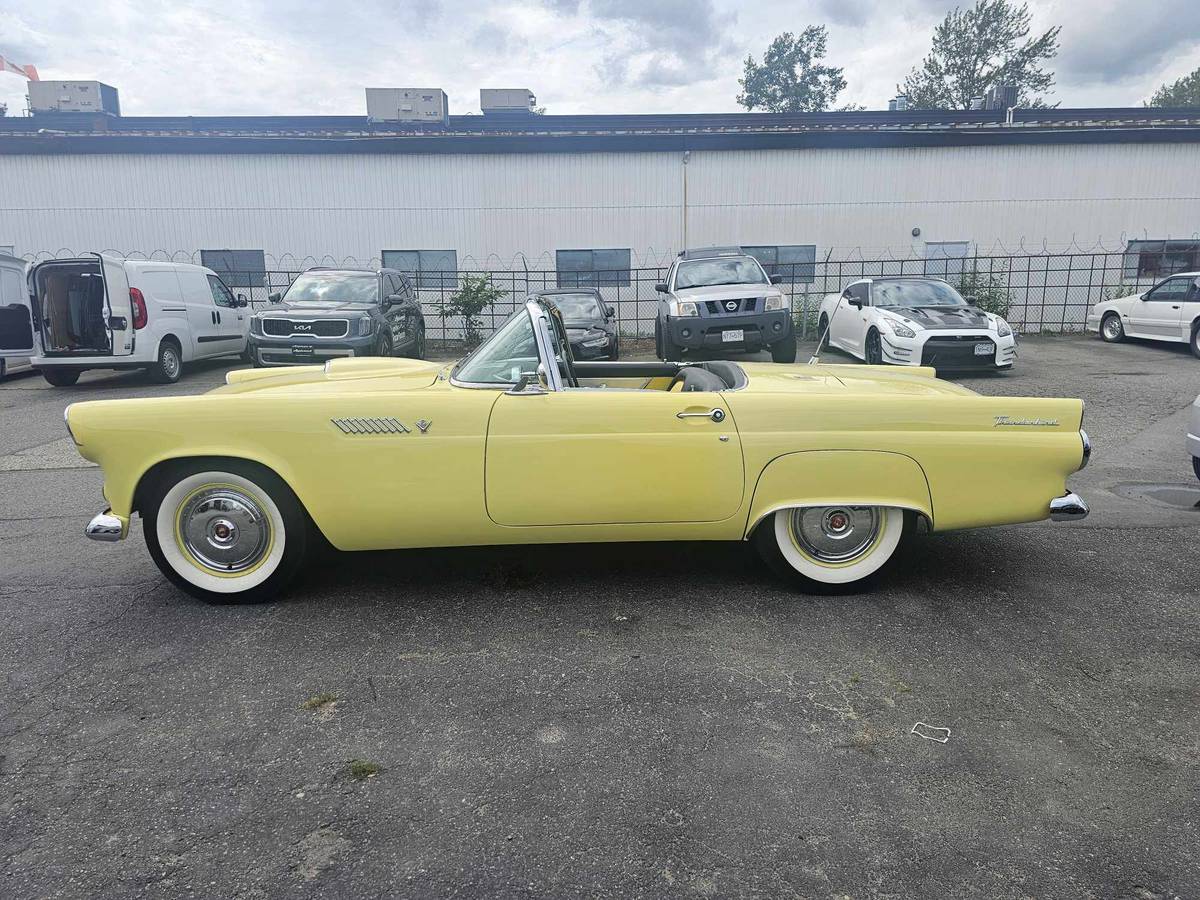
[565,324,607,338]
[266,302,376,317]
[218,357,444,394]
[883,305,992,330]
[674,284,782,302]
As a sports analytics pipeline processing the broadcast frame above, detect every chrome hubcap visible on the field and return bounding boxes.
[1103,318,1120,339]
[179,488,270,572]
[789,506,882,563]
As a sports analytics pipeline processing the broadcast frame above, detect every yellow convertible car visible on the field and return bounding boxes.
[66,298,1091,604]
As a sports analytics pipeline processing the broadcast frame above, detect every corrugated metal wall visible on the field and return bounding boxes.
[1,143,1197,264]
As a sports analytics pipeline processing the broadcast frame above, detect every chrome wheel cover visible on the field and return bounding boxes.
[178,487,271,573]
[788,506,882,563]
[1103,317,1121,340]
[162,347,180,378]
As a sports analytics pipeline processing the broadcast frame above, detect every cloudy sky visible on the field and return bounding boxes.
[2,0,1198,118]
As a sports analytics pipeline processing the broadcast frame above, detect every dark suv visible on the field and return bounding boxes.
[655,247,795,362]
[531,288,619,360]
[249,267,425,367]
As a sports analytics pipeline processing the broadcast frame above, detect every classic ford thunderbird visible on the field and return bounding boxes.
[66,298,1091,604]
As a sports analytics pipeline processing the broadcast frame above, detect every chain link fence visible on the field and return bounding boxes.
[212,250,1164,351]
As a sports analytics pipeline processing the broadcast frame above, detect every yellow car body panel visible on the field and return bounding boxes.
[66,357,1087,551]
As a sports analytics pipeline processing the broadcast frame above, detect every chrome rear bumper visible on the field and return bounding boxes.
[1049,492,1089,522]
[85,509,126,542]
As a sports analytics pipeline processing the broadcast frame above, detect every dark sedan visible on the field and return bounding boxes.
[532,288,619,360]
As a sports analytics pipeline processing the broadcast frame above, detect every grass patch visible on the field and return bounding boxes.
[301,692,337,711]
[346,759,381,781]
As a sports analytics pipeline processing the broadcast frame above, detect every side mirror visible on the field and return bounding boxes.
[236,293,248,307]
[268,292,282,303]
[964,296,978,306]
[383,293,402,310]
[606,305,615,317]
[847,298,864,309]
[507,365,549,395]
[769,274,783,285]
[655,283,668,293]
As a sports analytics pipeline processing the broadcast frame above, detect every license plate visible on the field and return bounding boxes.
[974,342,993,356]
[722,329,744,343]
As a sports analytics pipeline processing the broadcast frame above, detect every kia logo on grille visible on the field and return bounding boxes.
[725,300,738,311]
[294,324,312,331]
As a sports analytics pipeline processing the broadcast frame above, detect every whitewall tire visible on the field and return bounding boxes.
[755,505,909,592]
[142,461,309,603]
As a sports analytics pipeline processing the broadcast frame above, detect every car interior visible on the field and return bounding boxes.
[34,261,111,354]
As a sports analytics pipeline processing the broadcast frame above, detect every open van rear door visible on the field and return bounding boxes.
[94,253,134,356]
[0,254,35,358]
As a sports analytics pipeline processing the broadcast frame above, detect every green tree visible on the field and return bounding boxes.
[443,274,507,348]
[737,27,848,113]
[902,0,1060,109]
[1146,67,1200,107]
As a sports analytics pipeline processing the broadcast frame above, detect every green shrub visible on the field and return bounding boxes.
[443,275,508,348]
[953,268,1011,317]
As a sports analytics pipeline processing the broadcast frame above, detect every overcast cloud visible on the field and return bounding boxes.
[1,1,1198,117]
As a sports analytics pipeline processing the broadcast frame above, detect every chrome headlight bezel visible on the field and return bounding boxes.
[249,316,263,336]
[994,318,1013,337]
[879,316,917,339]
[357,317,375,336]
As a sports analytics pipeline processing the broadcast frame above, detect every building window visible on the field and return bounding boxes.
[923,241,972,278]
[200,249,266,289]
[1124,240,1200,280]
[381,250,457,290]
[742,245,816,283]
[556,249,631,287]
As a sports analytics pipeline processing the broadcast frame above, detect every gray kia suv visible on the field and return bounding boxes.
[249,267,426,367]
[655,247,795,362]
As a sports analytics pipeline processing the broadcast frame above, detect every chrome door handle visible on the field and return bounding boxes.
[677,408,725,422]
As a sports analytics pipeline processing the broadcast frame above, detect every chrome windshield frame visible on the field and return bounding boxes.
[448,298,565,392]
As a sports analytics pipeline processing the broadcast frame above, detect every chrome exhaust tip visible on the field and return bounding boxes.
[1049,492,1089,522]
[85,510,126,542]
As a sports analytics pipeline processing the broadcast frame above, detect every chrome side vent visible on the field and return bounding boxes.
[331,417,411,435]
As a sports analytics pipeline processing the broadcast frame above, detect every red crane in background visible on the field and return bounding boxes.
[0,55,39,81]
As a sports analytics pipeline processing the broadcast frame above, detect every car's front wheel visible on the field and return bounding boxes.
[1190,323,1200,359]
[376,331,393,357]
[754,505,910,593]
[1193,455,1200,482]
[142,461,309,604]
[864,329,884,365]
[1101,313,1125,343]
[660,323,684,361]
[770,332,797,363]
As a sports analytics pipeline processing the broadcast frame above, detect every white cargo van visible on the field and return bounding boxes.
[0,253,251,387]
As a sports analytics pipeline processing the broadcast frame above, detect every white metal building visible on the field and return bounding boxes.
[1,107,1198,282]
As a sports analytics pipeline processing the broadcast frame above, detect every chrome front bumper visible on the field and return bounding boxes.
[85,509,126,542]
[1049,492,1089,522]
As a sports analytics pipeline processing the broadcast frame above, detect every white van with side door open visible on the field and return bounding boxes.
[0,253,251,387]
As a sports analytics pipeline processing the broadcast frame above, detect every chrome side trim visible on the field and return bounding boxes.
[1049,492,1089,522]
[331,417,411,435]
[85,510,126,542]
[1079,430,1092,469]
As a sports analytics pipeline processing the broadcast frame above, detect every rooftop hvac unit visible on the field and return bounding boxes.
[28,80,120,115]
[365,88,449,124]
[985,84,1018,110]
[970,96,984,110]
[480,88,537,115]
[888,94,909,112]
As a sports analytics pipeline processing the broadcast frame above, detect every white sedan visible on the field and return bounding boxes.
[1085,272,1200,358]
[817,277,1017,372]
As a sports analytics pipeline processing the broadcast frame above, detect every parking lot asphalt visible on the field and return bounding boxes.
[2,335,1198,898]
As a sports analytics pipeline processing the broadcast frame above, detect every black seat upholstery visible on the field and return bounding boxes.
[698,360,746,390]
[670,366,727,392]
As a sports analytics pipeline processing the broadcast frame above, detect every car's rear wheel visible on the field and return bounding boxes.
[1190,322,1200,359]
[754,505,910,593]
[142,461,309,604]
[1101,313,1125,343]
[407,325,426,359]
[42,367,81,387]
[770,332,797,363]
[149,339,183,384]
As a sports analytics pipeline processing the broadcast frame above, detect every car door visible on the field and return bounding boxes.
[96,253,135,356]
[0,254,35,361]
[485,389,744,526]
[206,275,247,348]
[831,283,868,354]
[1129,276,1189,339]
[382,273,406,350]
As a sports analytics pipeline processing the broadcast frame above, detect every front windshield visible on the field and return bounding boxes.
[454,309,539,385]
[283,272,378,305]
[872,280,967,308]
[550,293,604,324]
[675,257,768,289]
